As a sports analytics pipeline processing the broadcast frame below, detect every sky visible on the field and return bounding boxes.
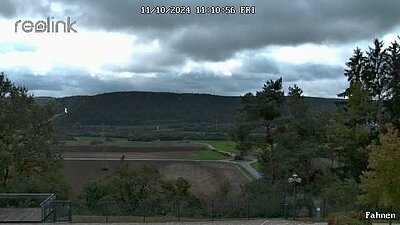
[0,0,399,98]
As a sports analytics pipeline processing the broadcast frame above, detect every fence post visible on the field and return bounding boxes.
[68,201,72,223]
[211,200,214,221]
[284,202,288,220]
[104,202,108,223]
[247,200,250,220]
[177,200,181,222]
[53,200,57,223]
[41,203,44,222]
[143,201,146,223]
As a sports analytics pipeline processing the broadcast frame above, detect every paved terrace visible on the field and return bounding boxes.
[0,208,41,222]
[0,219,328,225]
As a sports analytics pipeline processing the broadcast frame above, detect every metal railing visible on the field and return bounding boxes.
[0,193,72,223]
[40,194,56,222]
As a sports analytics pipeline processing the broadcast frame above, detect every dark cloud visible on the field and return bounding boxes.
[7,70,264,97]
[4,62,343,98]
[0,0,16,17]
[51,0,400,60]
[238,52,280,74]
[3,0,398,98]
[236,52,343,83]
[106,46,186,73]
[23,0,56,17]
[280,63,344,83]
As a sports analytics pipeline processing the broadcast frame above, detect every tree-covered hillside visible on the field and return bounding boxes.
[37,91,343,127]
[56,92,241,126]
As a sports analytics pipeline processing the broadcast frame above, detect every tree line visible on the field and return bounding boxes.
[233,36,400,215]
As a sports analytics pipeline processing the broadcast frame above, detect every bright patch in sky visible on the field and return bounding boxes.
[180,59,242,76]
[0,18,136,75]
[269,44,343,66]
[206,59,243,76]
[50,3,63,13]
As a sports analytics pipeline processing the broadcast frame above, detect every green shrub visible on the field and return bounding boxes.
[328,212,371,225]
[322,179,359,214]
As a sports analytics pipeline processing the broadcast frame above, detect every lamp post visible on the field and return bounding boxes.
[288,173,301,220]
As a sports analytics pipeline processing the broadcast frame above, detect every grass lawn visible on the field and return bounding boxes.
[200,141,238,154]
[250,162,264,174]
[186,150,228,160]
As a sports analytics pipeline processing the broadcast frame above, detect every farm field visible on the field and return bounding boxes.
[65,137,203,148]
[59,145,227,160]
[62,160,249,199]
[60,137,232,161]
[58,145,214,160]
[60,138,246,199]
[186,150,228,160]
[64,137,237,154]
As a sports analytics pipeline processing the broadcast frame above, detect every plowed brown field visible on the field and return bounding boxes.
[63,160,248,199]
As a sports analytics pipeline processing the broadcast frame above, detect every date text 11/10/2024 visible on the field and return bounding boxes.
[140,6,256,15]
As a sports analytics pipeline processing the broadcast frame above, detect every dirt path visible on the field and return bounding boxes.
[234,160,262,180]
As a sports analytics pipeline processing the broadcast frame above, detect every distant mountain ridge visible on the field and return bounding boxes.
[35,91,345,127]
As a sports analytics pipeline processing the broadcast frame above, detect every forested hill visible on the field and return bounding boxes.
[35,91,344,126]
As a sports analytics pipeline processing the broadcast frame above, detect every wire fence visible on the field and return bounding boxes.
[71,196,333,223]
[1,193,388,223]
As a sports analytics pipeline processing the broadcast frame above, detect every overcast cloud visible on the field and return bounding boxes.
[0,0,399,97]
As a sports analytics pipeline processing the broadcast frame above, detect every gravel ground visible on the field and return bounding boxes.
[2,219,392,225]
